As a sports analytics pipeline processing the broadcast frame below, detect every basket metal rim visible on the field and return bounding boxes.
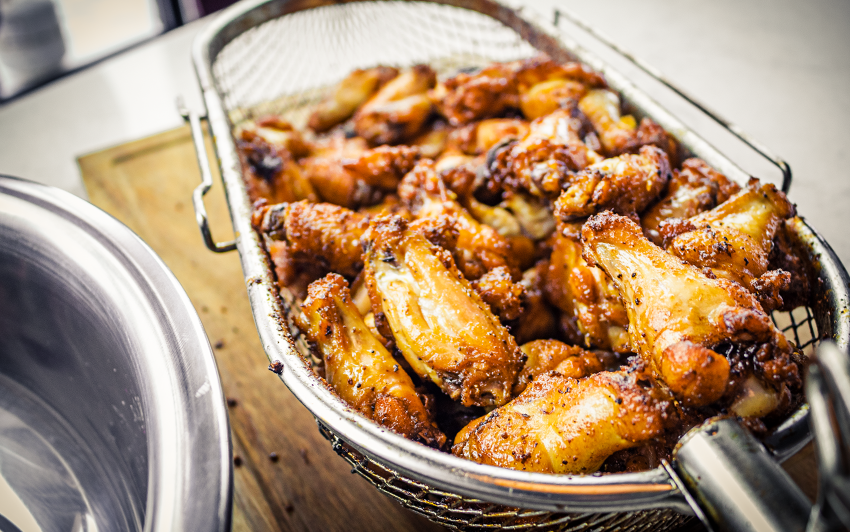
[191,0,850,513]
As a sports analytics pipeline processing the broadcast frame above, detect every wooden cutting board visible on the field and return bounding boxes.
[77,126,818,532]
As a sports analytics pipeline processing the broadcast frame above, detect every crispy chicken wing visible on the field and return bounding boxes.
[254,200,369,278]
[490,108,603,199]
[471,266,525,321]
[301,143,419,208]
[514,339,610,394]
[363,215,524,407]
[662,179,795,310]
[554,145,670,222]
[582,211,798,408]
[298,274,445,446]
[446,118,530,155]
[452,368,673,474]
[399,160,521,280]
[438,56,605,126]
[354,65,436,145]
[544,231,630,352]
[308,66,399,133]
[237,129,318,204]
[578,89,676,161]
[641,158,740,244]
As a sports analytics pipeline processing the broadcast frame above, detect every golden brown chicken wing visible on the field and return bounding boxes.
[452,368,673,474]
[641,157,741,244]
[490,108,603,199]
[544,230,630,352]
[354,65,436,145]
[237,129,318,205]
[254,200,369,278]
[398,160,521,280]
[308,66,399,133]
[578,89,676,161]
[298,273,445,446]
[661,178,795,310]
[514,339,611,394]
[363,215,524,407]
[300,143,419,208]
[582,211,797,408]
[446,118,530,155]
[554,145,670,222]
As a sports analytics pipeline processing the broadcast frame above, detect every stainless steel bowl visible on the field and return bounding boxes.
[0,175,232,532]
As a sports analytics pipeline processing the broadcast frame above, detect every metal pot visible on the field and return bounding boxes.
[0,175,232,532]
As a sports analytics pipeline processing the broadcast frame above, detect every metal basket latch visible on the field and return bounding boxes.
[178,98,237,253]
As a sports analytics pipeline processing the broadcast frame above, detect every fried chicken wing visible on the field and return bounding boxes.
[447,118,530,155]
[662,179,795,309]
[301,143,419,208]
[544,231,630,352]
[237,130,318,204]
[641,157,741,244]
[554,145,670,222]
[453,369,673,474]
[471,266,525,321]
[578,89,676,160]
[363,215,524,407]
[308,66,399,133]
[298,274,445,446]
[582,211,797,408]
[254,200,369,278]
[354,65,436,145]
[399,160,520,280]
[514,339,610,394]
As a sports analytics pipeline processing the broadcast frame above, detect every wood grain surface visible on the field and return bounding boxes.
[77,126,818,532]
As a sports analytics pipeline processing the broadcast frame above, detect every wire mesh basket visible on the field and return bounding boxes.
[189,1,850,530]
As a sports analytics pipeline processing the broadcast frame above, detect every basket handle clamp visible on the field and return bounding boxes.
[178,98,237,253]
[553,9,792,194]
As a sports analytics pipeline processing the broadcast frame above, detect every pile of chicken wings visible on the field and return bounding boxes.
[239,55,809,475]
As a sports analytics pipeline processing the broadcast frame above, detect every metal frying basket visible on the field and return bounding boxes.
[188,1,850,530]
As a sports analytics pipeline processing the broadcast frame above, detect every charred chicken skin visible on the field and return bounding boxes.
[452,368,673,474]
[298,273,445,446]
[582,211,798,409]
[363,215,524,407]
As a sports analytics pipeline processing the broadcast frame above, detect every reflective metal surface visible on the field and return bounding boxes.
[0,175,232,532]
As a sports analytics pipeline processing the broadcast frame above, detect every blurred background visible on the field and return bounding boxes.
[0,0,237,100]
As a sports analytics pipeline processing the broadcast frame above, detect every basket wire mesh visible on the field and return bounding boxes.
[209,1,821,529]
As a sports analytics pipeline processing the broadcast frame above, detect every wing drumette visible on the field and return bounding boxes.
[661,178,795,310]
[578,89,676,161]
[308,66,399,133]
[582,211,799,409]
[300,140,419,209]
[363,215,524,407]
[544,230,630,352]
[298,273,445,447]
[253,200,370,279]
[354,65,436,145]
[453,367,674,474]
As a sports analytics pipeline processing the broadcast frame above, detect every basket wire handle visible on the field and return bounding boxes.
[553,8,792,194]
[178,98,237,253]
[806,341,850,532]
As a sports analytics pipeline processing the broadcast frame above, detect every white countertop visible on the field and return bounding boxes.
[0,0,848,267]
